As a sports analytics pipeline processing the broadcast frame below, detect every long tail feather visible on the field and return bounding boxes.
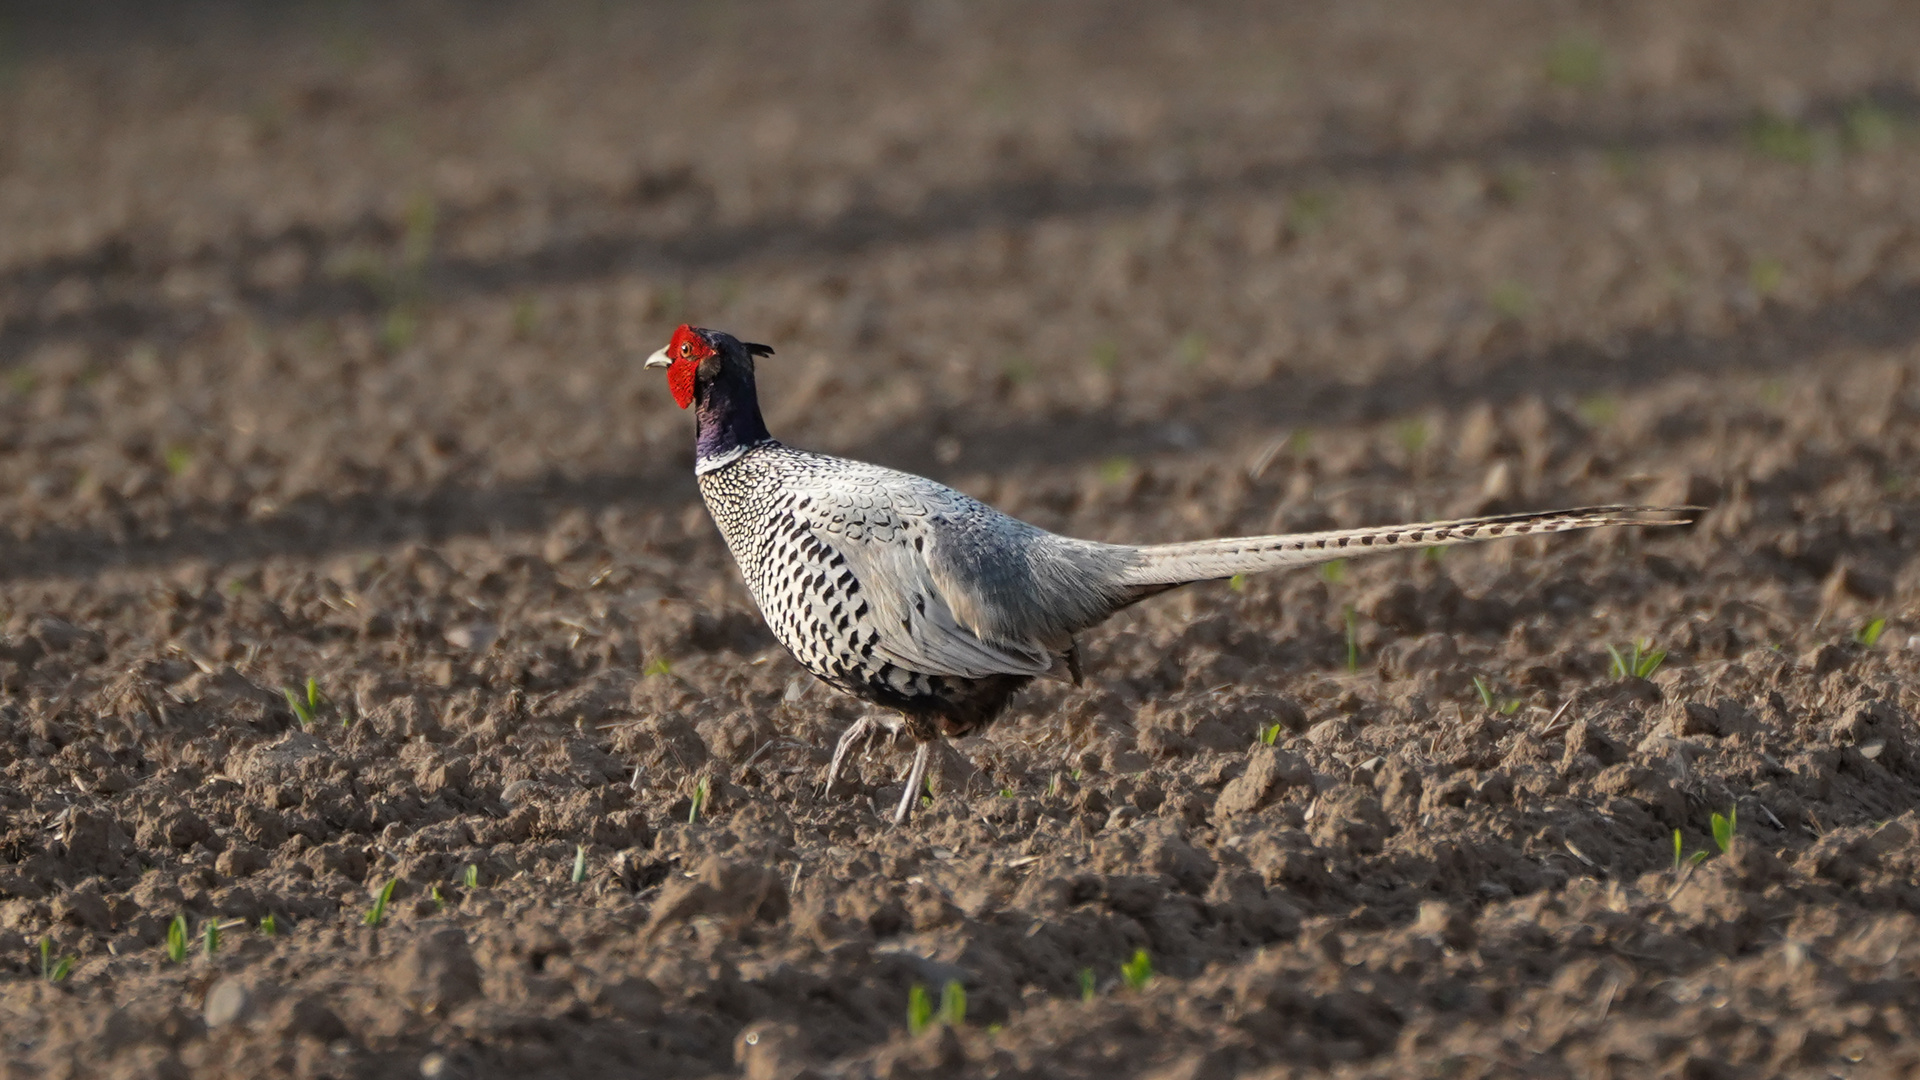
[1110,505,1695,588]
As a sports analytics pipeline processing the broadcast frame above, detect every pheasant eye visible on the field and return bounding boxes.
[680,342,691,357]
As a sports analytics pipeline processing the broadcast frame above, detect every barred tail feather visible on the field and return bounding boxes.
[1110,505,1694,588]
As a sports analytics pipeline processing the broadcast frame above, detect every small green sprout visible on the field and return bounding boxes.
[463,864,481,889]
[1606,640,1667,680]
[203,920,220,957]
[259,914,278,936]
[1120,949,1154,990]
[1177,331,1207,368]
[907,983,933,1035]
[1576,394,1620,428]
[1344,605,1360,672]
[1671,828,1684,873]
[1259,723,1282,746]
[1228,573,1247,593]
[571,844,588,884]
[1395,418,1429,456]
[163,445,193,477]
[643,657,673,678]
[688,775,710,824]
[1319,559,1347,585]
[1289,190,1333,234]
[1844,100,1898,153]
[282,678,328,728]
[1472,676,1523,715]
[1747,114,1816,164]
[39,938,74,983]
[512,296,541,338]
[430,885,445,911]
[999,787,1015,798]
[1749,257,1785,297]
[1856,617,1888,647]
[364,879,397,927]
[1711,805,1737,854]
[1099,456,1134,484]
[1078,967,1097,1002]
[166,915,189,963]
[1545,33,1605,89]
[1047,773,1061,797]
[1490,280,1532,320]
[939,980,967,1027]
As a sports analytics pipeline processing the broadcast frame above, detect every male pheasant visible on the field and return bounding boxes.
[648,325,1688,824]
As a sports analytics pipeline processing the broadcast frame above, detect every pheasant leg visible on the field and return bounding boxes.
[891,741,932,827]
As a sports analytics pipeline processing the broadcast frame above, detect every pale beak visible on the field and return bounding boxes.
[643,347,672,370]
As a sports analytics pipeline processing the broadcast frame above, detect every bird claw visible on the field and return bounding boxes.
[824,715,886,796]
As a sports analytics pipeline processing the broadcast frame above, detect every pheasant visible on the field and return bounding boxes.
[647,324,1689,824]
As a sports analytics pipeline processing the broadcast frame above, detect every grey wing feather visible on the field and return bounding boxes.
[789,466,1135,680]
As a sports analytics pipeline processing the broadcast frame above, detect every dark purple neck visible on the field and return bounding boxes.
[694,363,771,466]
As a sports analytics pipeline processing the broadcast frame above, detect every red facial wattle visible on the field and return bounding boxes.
[668,357,697,408]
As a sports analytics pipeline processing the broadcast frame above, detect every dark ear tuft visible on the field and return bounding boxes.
[745,342,775,358]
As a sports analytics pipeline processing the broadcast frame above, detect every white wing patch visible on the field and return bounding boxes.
[788,472,1058,681]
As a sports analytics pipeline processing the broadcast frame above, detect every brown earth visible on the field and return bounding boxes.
[3,1,1920,1077]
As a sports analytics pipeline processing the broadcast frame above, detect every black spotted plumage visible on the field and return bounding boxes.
[647,324,1691,825]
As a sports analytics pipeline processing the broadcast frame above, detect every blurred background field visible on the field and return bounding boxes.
[2,3,1920,1078]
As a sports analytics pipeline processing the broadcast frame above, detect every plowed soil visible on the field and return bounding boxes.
[3,2,1920,1077]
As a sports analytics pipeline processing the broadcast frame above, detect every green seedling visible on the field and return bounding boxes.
[203,920,220,957]
[1490,280,1532,320]
[430,885,445,911]
[1395,419,1429,456]
[907,983,933,1035]
[1121,949,1154,990]
[571,844,588,884]
[939,980,967,1027]
[1749,258,1785,297]
[1855,617,1888,648]
[1845,101,1898,153]
[999,787,1015,798]
[1344,605,1360,672]
[1712,805,1737,854]
[1320,559,1347,585]
[166,914,189,963]
[1576,393,1620,428]
[1545,33,1605,89]
[1078,967,1097,1002]
[1259,723,1283,746]
[1177,331,1207,368]
[259,914,278,937]
[688,775,710,824]
[1471,676,1523,715]
[364,879,397,927]
[282,677,330,728]
[1606,640,1666,680]
[1099,456,1134,484]
[1289,190,1333,234]
[39,938,74,983]
[163,445,193,477]
[1229,573,1247,593]
[463,864,481,890]
[1671,828,1684,873]
[643,657,673,678]
[1747,114,1816,164]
